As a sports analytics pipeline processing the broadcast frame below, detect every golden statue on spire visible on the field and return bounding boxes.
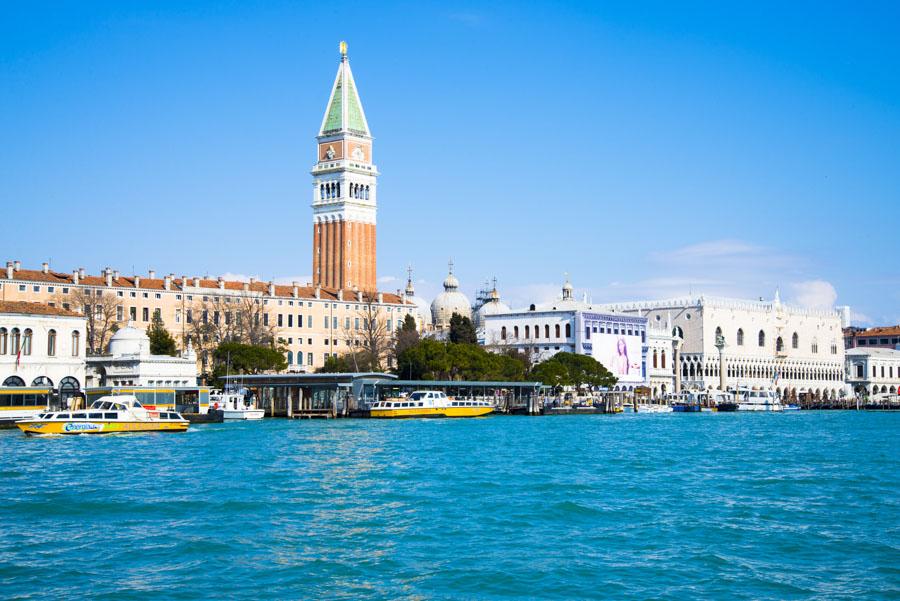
[339,41,347,57]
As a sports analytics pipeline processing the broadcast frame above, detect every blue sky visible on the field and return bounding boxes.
[2,1,898,324]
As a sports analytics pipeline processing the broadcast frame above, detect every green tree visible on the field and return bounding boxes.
[530,352,617,390]
[147,313,178,356]
[318,353,360,373]
[211,341,288,382]
[395,338,529,382]
[448,312,477,345]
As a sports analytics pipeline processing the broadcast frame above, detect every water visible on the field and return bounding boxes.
[1,412,898,600]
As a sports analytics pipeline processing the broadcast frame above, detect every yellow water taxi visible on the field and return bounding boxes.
[16,395,189,436]
[370,390,494,418]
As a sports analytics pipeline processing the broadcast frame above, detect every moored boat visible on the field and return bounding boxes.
[370,390,493,418]
[16,395,189,436]
[735,388,784,412]
[211,389,265,420]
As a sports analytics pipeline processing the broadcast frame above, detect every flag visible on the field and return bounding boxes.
[15,348,21,370]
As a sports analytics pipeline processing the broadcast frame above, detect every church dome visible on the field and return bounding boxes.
[108,322,150,357]
[474,286,510,328]
[431,262,471,329]
[404,267,433,329]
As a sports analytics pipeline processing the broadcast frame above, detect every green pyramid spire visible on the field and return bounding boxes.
[319,43,370,137]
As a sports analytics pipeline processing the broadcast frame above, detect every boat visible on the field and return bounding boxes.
[370,390,493,418]
[210,389,265,420]
[0,386,54,428]
[735,388,784,412]
[636,403,674,413]
[15,395,189,436]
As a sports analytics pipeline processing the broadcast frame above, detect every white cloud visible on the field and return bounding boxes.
[788,280,838,310]
[378,275,398,284]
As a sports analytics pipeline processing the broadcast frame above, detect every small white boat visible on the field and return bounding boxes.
[736,388,783,412]
[210,390,265,420]
[636,403,674,413]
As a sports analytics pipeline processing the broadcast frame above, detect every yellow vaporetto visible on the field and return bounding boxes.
[370,390,493,418]
[16,395,189,436]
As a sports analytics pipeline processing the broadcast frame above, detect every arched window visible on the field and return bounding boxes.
[758,330,766,347]
[555,324,560,338]
[565,323,571,338]
[0,327,6,354]
[287,351,293,365]
[72,331,80,356]
[320,184,325,200]
[22,329,32,356]
[534,324,540,339]
[737,328,744,346]
[10,328,20,354]
[525,325,530,338]
[59,376,80,404]
[501,326,507,340]
[544,325,550,338]
[365,186,370,200]
[336,182,340,197]
[47,329,56,356]
[652,351,658,368]
[792,332,799,349]
[715,326,723,341]
[3,375,25,386]
[31,376,53,387]
[661,351,666,369]
[513,326,519,338]
[776,336,784,352]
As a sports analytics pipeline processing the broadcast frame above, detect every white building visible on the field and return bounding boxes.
[602,293,846,402]
[0,301,86,400]
[845,347,900,397]
[86,322,198,387]
[403,267,433,332]
[482,279,676,394]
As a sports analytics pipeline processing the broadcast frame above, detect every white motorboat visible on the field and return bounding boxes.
[210,390,265,420]
[636,403,674,413]
[736,388,784,412]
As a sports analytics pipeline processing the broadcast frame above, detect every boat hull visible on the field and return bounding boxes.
[222,410,265,420]
[369,407,493,419]
[16,420,189,436]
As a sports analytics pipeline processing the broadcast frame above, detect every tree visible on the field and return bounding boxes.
[392,314,420,372]
[449,312,477,345]
[187,292,277,374]
[211,341,288,381]
[395,339,528,382]
[318,352,366,374]
[55,288,119,355]
[341,293,392,372]
[529,352,617,390]
[147,313,178,356]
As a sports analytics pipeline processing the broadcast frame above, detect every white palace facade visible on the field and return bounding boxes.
[602,293,846,402]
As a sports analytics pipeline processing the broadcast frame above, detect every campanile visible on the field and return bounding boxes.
[311,41,378,292]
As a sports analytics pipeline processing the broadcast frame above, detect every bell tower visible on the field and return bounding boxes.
[311,41,378,292]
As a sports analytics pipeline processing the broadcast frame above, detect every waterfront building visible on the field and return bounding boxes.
[0,300,86,401]
[844,325,900,350]
[85,322,198,387]
[430,262,472,330]
[482,279,677,394]
[312,41,378,292]
[0,44,412,374]
[845,347,900,397]
[602,293,846,402]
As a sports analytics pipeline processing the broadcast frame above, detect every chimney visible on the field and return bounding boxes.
[41,262,49,274]
[105,268,113,287]
[134,275,141,288]
[217,276,225,290]
[181,275,188,289]
[292,282,299,298]
[78,267,85,279]
[268,281,275,296]
[249,276,256,285]
[13,260,20,271]
[72,269,79,285]
[242,282,250,292]
[315,286,321,299]
[377,292,384,304]
[356,290,363,302]
[5,262,13,280]
[113,269,120,280]
[193,276,201,287]
[337,289,344,301]
[148,269,156,280]
[164,274,172,290]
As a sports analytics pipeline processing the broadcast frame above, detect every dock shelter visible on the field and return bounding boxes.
[221,373,544,417]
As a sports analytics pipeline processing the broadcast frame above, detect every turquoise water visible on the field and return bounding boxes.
[1,413,898,600]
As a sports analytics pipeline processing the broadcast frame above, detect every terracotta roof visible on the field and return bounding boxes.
[848,325,900,337]
[3,265,410,305]
[0,300,82,318]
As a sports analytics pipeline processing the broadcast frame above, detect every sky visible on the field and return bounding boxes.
[1,1,898,324]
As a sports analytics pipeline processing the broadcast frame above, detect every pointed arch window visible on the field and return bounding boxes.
[525,325,530,338]
[565,323,571,338]
[737,328,744,346]
[661,350,666,369]
[0,328,6,354]
[792,332,799,349]
[555,324,560,338]
[22,329,32,356]
[534,324,540,339]
[10,328,20,354]
[544,324,550,338]
[513,326,519,338]
[776,336,784,353]
[758,330,766,347]
[500,326,507,340]
[47,329,56,357]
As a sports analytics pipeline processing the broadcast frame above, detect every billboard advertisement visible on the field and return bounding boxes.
[590,333,643,384]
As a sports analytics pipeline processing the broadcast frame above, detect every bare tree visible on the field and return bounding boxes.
[186,293,278,373]
[341,293,392,372]
[54,288,120,355]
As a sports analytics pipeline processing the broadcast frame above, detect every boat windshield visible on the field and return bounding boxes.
[409,392,427,401]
